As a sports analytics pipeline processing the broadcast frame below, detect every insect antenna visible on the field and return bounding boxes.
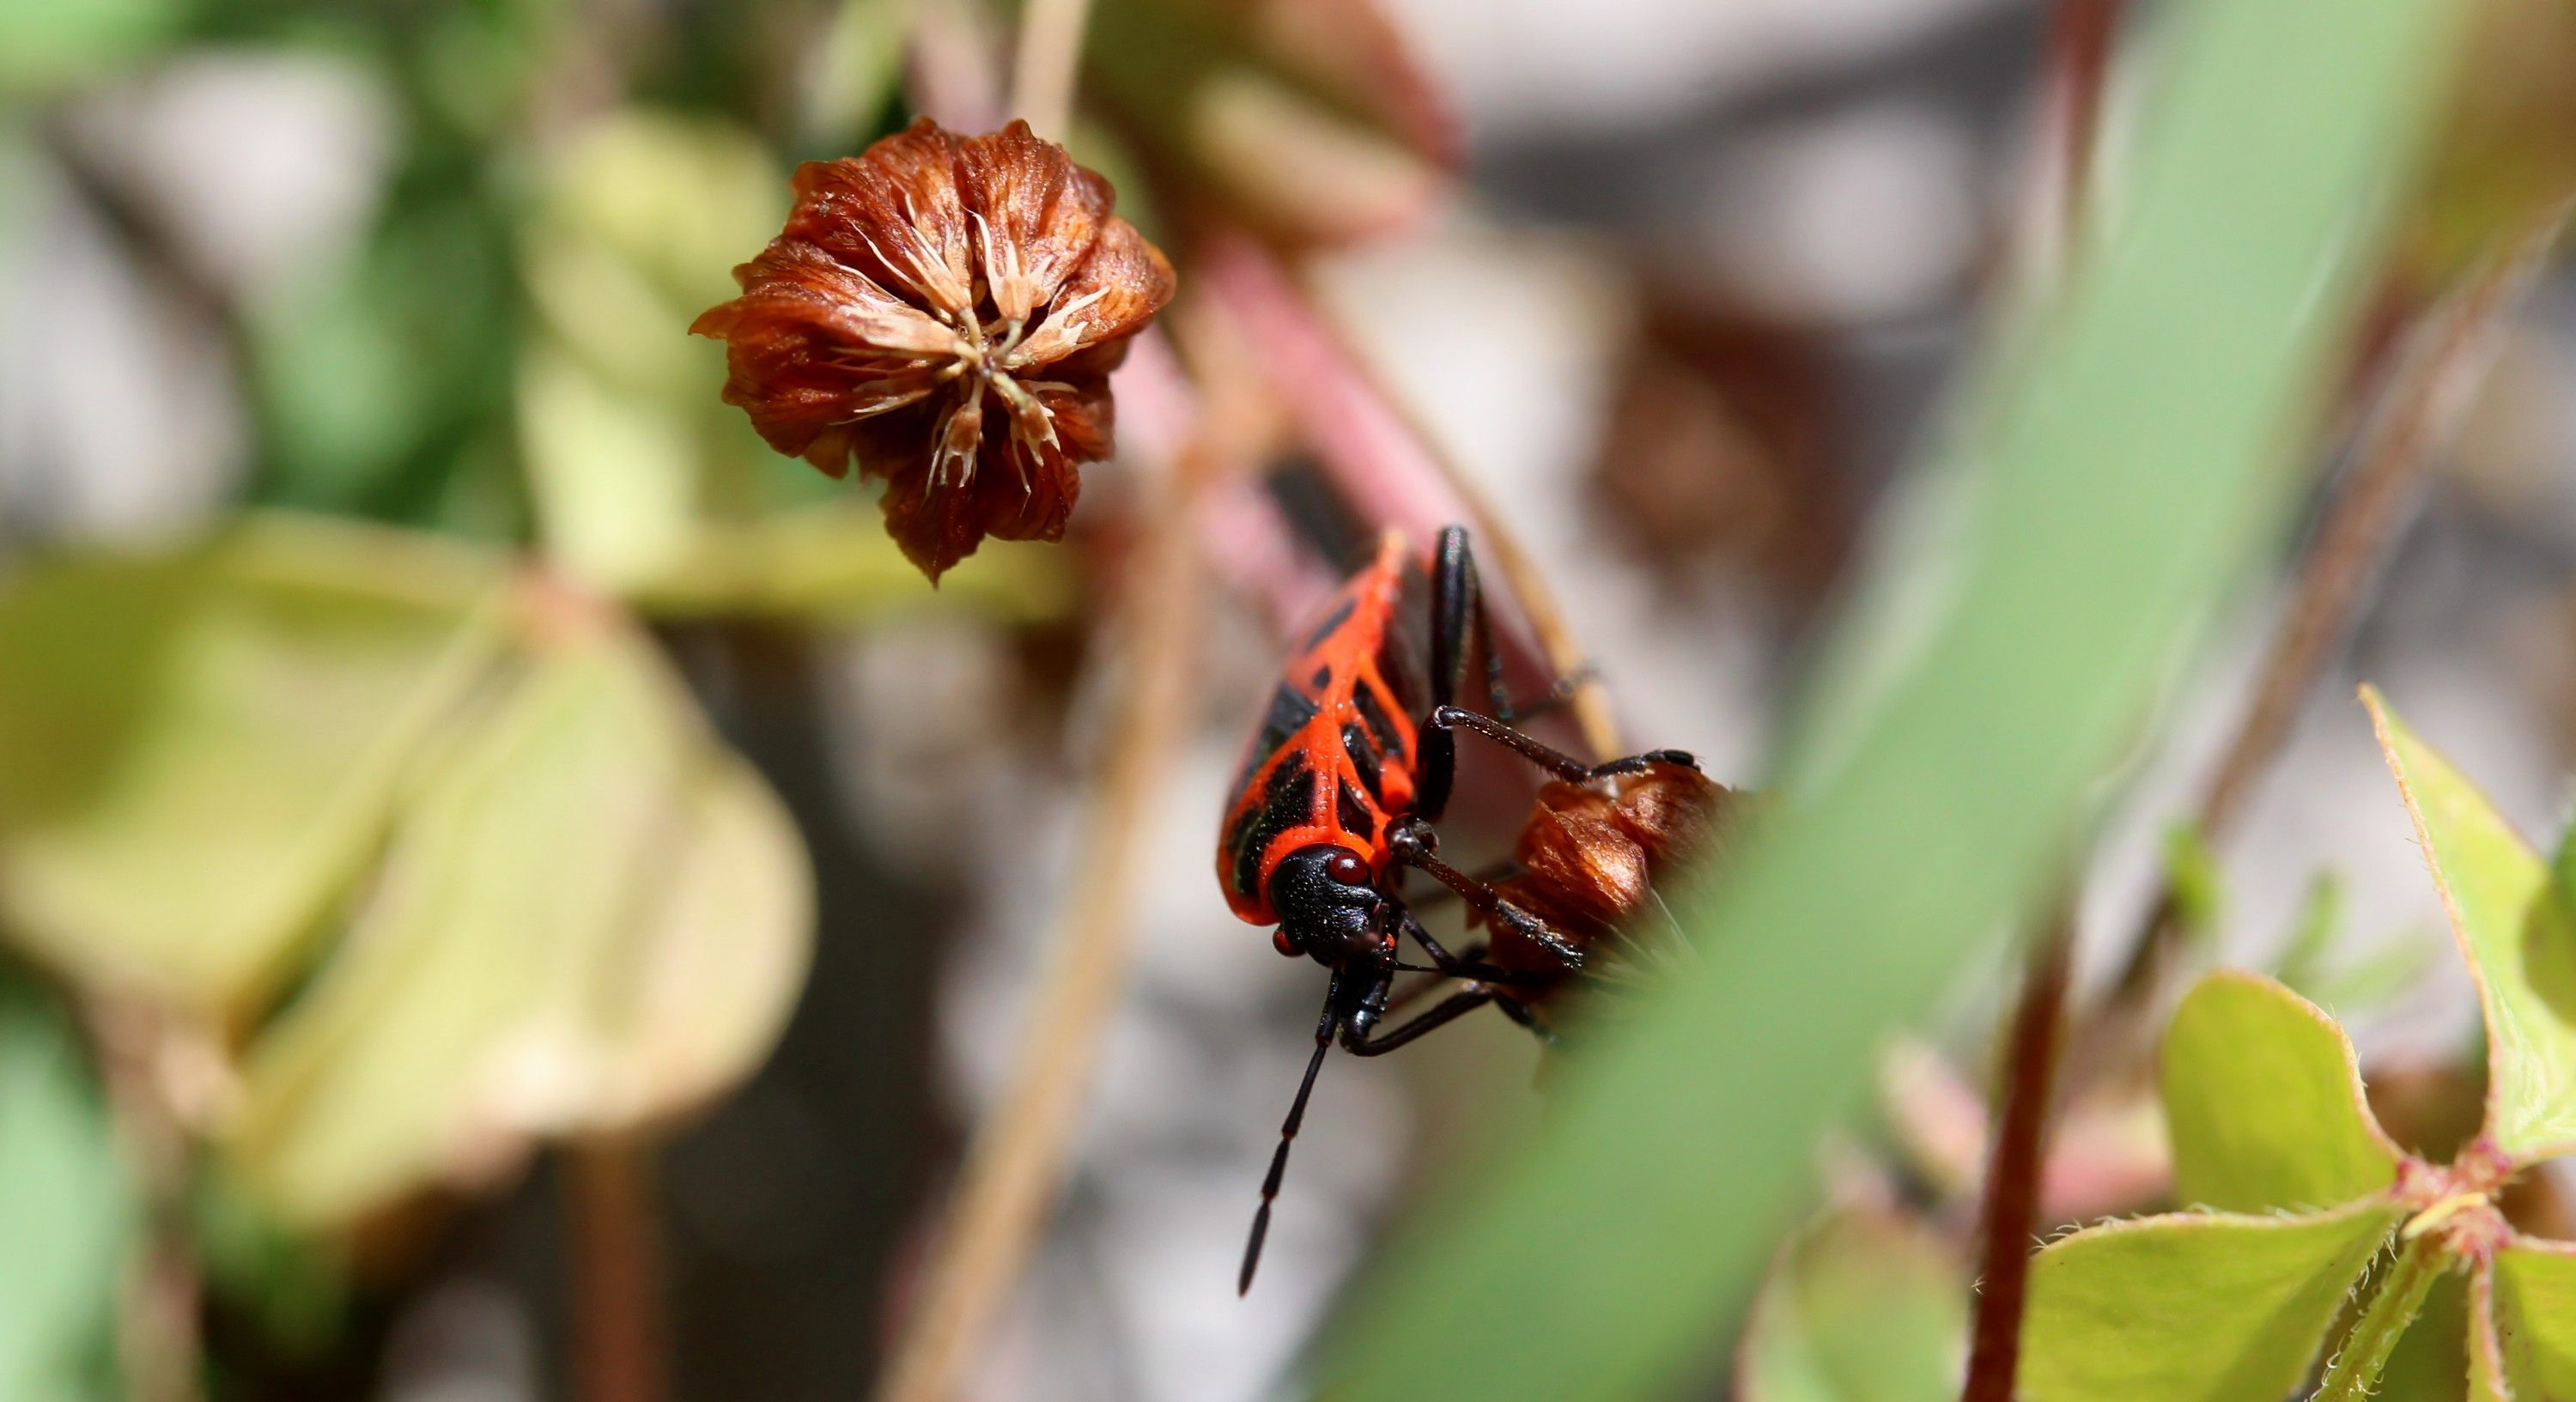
[1240,1033,1334,1295]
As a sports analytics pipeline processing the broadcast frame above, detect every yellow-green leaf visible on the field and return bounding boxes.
[2491,1238,2576,1396]
[0,516,509,1022]
[222,608,810,1227]
[1736,1209,1965,1402]
[2161,970,2403,1213]
[2020,1202,2403,1402]
[2365,687,2576,1162]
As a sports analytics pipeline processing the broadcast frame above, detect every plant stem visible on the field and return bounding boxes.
[872,334,1214,1402]
[1008,0,1093,139]
[1959,906,2074,1402]
[2313,1235,2445,1402]
[568,1134,666,1402]
[2099,208,2567,1016]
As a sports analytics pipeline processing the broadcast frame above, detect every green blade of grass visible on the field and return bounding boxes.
[1321,0,2467,1396]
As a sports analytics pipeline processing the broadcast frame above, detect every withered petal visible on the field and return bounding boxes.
[957,119,1113,325]
[878,464,991,581]
[721,240,963,361]
[975,428,1081,543]
[787,120,975,317]
[1027,379,1114,464]
[1005,217,1177,370]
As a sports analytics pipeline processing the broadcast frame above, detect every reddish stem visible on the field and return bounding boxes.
[1960,912,2074,1402]
[569,1136,666,1402]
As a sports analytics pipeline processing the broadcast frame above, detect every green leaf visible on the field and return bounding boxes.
[1735,1210,1965,1402]
[2161,970,2403,1213]
[1321,0,2469,1394]
[2490,1238,2576,1395]
[2020,1203,2403,1402]
[0,971,134,1402]
[0,516,511,1022]
[2365,688,2576,1162]
[222,605,810,1228]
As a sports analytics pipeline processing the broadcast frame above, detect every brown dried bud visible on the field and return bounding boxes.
[691,118,1176,580]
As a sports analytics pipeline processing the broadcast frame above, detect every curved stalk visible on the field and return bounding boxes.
[2312,1235,2445,1402]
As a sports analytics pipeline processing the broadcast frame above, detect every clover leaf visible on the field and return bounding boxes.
[2020,689,2576,1400]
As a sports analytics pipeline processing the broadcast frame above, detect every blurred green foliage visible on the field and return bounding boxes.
[0,515,815,1229]
[1734,1210,1963,1402]
[0,969,132,1402]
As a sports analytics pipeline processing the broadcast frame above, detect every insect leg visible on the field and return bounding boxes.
[1342,986,1498,1056]
[1492,994,1561,1047]
[1388,818,1588,975]
[1239,975,1345,1296]
[1397,908,1547,986]
[1427,703,1700,787]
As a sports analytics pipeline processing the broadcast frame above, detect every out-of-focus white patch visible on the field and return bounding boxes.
[1697,102,1983,325]
[0,153,245,539]
[1382,0,2015,140]
[63,51,396,301]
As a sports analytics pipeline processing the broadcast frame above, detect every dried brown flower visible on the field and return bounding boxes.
[692,118,1176,580]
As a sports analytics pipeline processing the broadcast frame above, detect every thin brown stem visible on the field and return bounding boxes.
[1007,0,1093,139]
[1959,907,2074,1402]
[2102,209,2567,1011]
[568,1134,666,1402]
[872,334,1215,1402]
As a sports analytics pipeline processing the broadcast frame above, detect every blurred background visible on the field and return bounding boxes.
[1,0,2572,1399]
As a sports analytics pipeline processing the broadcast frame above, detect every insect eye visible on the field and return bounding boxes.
[1325,850,1371,886]
[1273,928,1299,958]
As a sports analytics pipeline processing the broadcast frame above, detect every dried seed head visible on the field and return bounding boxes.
[692,118,1176,580]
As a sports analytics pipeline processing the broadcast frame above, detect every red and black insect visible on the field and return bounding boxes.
[1220,524,1707,1293]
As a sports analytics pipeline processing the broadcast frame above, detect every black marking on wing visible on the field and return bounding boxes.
[1352,682,1403,763]
[1231,755,1316,904]
[1222,803,1262,900]
[1309,663,1332,690]
[1301,595,1358,651]
[1336,779,1378,843]
[1376,612,1429,716]
[1341,721,1383,802]
[1233,681,1324,800]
